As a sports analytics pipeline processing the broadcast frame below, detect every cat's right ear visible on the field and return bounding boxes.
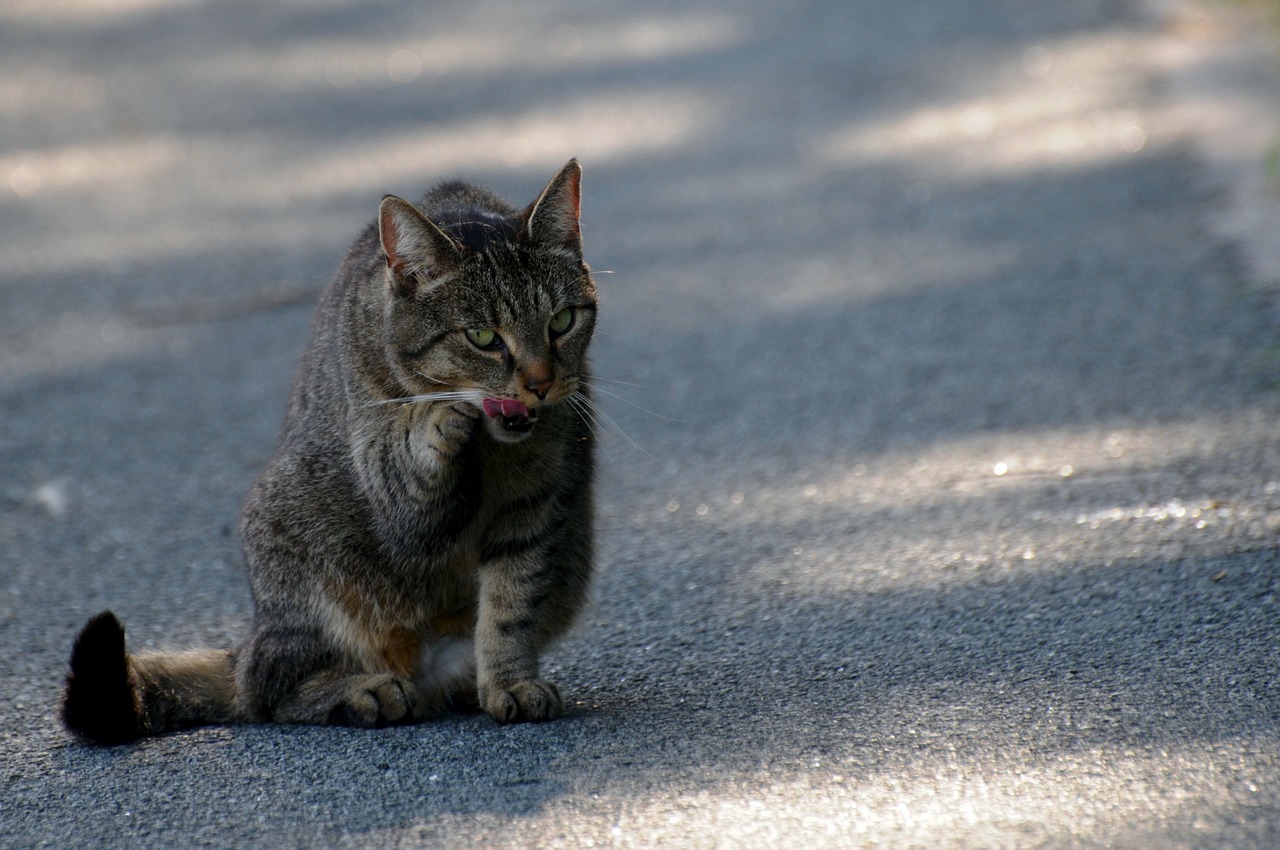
[378,196,462,297]
[523,159,583,256]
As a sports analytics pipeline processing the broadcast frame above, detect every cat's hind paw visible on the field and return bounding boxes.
[326,674,419,727]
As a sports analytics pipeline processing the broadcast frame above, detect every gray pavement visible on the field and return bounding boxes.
[2,0,1279,847]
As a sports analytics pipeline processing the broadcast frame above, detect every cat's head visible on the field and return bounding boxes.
[376,159,597,444]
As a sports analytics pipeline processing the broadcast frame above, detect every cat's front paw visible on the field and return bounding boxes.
[425,405,480,459]
[326,674,419,727]
[481,680,563,724]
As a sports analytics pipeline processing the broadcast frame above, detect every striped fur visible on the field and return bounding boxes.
[62,161,597,743]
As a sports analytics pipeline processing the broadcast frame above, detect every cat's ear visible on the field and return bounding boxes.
[378,195,462,296]
[523,159,583,256]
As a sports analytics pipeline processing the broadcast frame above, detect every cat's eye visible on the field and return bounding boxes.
[549,307,574,336]
[465,328,501,350]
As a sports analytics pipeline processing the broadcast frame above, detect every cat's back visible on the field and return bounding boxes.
[421,180,516,219]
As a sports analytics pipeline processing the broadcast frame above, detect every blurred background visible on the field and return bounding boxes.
[2,0,1280,846]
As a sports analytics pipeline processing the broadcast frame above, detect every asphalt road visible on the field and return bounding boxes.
[2,0,1279,847]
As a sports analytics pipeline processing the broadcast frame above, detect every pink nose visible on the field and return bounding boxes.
[524,375,553,400]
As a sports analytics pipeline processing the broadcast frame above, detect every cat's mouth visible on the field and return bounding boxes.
[482,397,537,434]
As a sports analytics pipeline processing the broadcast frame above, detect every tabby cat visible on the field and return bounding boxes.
[61,160,598,744]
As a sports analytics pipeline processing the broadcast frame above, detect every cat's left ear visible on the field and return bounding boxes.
[523,159,583,256]
[378,195,462,296]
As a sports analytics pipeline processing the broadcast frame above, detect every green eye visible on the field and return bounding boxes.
[549,307,574,336]
[465,328,499,349]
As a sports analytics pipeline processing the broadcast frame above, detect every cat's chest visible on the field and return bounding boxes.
[477,439,554,501]
[473,433,566,530]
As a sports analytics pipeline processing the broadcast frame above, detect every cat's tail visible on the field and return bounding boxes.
[61,611,244,745]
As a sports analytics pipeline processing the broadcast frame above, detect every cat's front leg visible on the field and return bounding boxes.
[353,402,482,553]
[474,563,564,723]
[414,401,481,463]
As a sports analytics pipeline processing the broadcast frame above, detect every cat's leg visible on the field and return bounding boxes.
[475,572,562,723]
[235,621,420,727]
[274,669,419,727]
[351,402,482,555]
[474,538,590,723]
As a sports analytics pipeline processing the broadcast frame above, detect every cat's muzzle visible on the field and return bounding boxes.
[483,397,537,434]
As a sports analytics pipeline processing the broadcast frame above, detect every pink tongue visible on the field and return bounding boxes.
[482,397,529,418]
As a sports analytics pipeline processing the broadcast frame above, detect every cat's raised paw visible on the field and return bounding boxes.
[327,675,419,727]
[483,680,563,724]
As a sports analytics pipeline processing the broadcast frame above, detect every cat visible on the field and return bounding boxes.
[61,159,598,744]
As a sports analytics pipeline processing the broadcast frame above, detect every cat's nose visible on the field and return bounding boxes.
[523,372,554,400]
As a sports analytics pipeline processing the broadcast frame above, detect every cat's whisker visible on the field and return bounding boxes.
[564,394,603,443]
[566,393,634,461]
[368,390,479,407]
[566,394,622,461]
[570,390,650,457]
[413,371,452,386]
[576,380,684,423]
[577,374,647,390]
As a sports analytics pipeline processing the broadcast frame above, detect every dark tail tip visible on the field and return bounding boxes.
[61,611,144,745]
